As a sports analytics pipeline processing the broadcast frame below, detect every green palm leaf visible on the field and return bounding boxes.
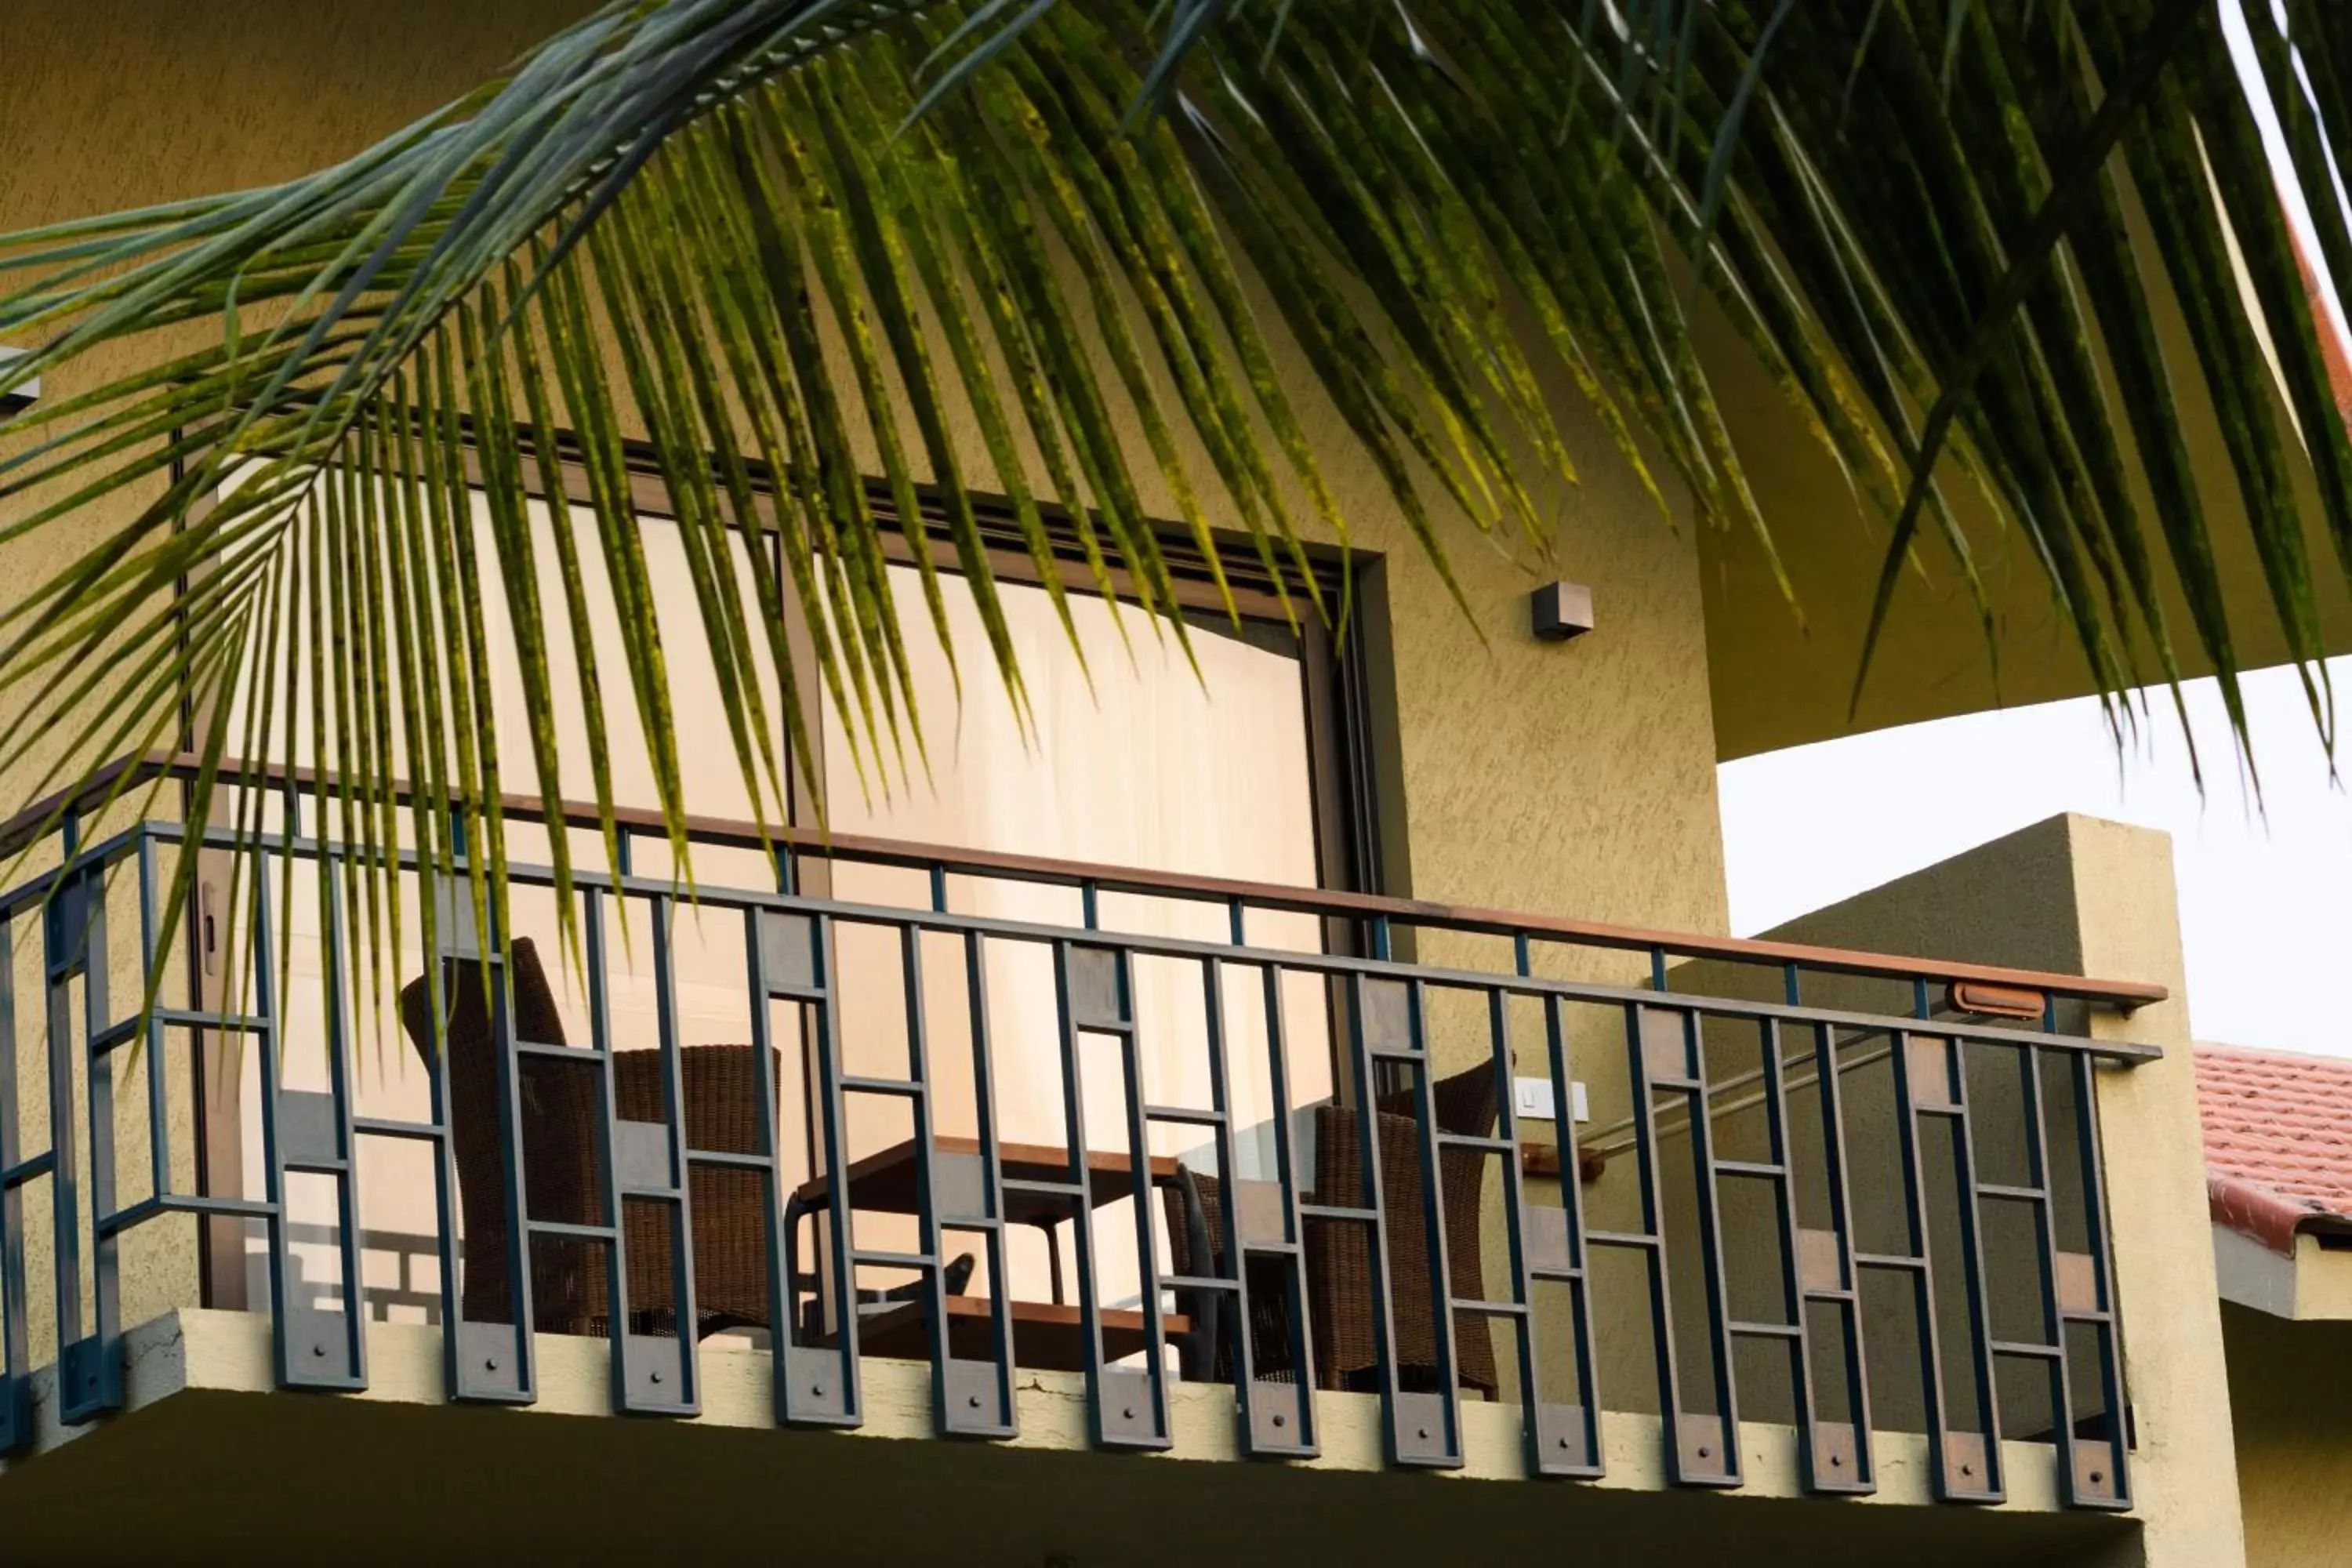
[2,0,2350,1031]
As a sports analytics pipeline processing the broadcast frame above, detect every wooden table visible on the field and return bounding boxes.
[791,1136,1181,1240]
[854,1295,1189,1372]
[789,1136,1185,1370]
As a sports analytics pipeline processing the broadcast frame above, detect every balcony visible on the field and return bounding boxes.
[0,757,2164,1553]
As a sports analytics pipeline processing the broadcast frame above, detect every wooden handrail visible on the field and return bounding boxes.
[1,750,2170,1011]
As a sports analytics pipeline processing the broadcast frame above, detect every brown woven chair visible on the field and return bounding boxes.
[1160,1164,1301,1385]
[1161,1061,1498,1398]
[397,938,778,1340]
[1308,1062,1499,1397]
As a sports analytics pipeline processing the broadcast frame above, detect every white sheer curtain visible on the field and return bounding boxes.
[821,564,1334,1306]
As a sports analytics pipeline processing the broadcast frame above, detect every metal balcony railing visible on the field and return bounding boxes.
[0,754,2159,1509]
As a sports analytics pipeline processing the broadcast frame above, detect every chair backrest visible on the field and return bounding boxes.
[397,938,599,1330]
[1309,1059,1499,1396]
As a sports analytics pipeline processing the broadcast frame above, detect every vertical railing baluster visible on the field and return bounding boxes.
[1258,961,1317,1453]
[45,849,94,1422]
[137,837,170,1211]
[634,891,698,1412]
[1051,937,1164,1450]
[271,839,366,1392]
[1888,1025,1976,1500]
[1755,1019,1827,1489]
[781,911,859,1427]
[1110,946,1172,1450]
[898,923,956,1433]
[247,850,290,1407]
[1613,1004,1686,1481]
[2065,1033,2132,1510]
[2013,1027,2080,1501]
[941,920,1014,1439]
[1805,1014,1875,1494]
[1488,987,1542,1471]
[0,913,29,1453]
[437,841,532,1406]
[586,884,633,1408]
[1398,978,1463,1468]
[1526,992,1602,1475]
[1946,1036,2005,1501]
[1679,1008,1741,1486]
[1051,939,1109,1443]
[80,858,124,1417]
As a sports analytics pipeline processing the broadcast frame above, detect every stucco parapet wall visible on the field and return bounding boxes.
[5,1307,2101,1514]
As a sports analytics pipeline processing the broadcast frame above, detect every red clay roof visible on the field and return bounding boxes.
[2196,1044,2352,1254]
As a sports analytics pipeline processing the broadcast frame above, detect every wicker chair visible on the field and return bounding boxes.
[1311,1062,1498,1397]
[397,938,778,1340]
[1160,1060,1498,1398]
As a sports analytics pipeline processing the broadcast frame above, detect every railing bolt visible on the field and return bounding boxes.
[485,1356,499,1372]
[1272,1414,1287,1429]
[650,1370,663,1385]
[1123,1406,1136,1420]
[1555,1436,1568,1450]
[1417,1427,1431,1440]
[311,1343,326,1359]
[1697,1446,1711,1460]
[968,1394,982,1410]
[1830,1454,1843,1468]
[1960,1463,1974,1478]
[811,1381,826,1398]
[2089,1470,2104,1484]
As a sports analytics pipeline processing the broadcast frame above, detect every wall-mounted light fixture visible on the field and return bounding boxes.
[1530,579,1594,642]
[0,347,40,418]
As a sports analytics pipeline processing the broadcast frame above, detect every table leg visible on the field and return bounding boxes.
[1037,1218,1065,1306]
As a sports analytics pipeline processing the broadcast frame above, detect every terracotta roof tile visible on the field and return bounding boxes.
[2195,1044,2352,1254]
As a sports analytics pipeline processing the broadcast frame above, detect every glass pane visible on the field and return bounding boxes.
[821,565,1333,1306]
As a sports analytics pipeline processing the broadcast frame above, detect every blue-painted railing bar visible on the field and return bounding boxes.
[271,843,368,1392]
[1337,973,1412,1468]
[1947,1037,2008,1503]
[1113,945,1174,1452]
[781,909,859,1428]
[81,860,127,1422]
[952,921,1018,1440]
[893,922,957,1434]
[2064,1025,2133,1512]
[0,914,30,1452]
[1530,993,1603,1475]
[1886,1029,1976,1501]
[583,884,633,1415]
[1249,956,1318,1457]
[1611,1004,1685,1482]
[50,855,112,1426]
[1400,978,1466,1470]
[135,841,170,1207]
[627,888,698,1415]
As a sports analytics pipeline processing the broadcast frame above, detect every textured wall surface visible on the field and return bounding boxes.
[2220,1302,2352,1568]
[1762,815,2246,1568]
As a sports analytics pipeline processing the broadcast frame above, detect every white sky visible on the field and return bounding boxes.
[1719,6,2352,1059]
[1719,662,2352,1056]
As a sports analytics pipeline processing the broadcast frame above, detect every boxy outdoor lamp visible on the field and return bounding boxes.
[1,346,41,418]
[1530,579,1594,642]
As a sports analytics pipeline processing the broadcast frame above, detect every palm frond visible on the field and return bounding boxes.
[2,0,2351,1025]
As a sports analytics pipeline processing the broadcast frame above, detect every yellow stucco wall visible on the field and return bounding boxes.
[2220,1302,2352,1568]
